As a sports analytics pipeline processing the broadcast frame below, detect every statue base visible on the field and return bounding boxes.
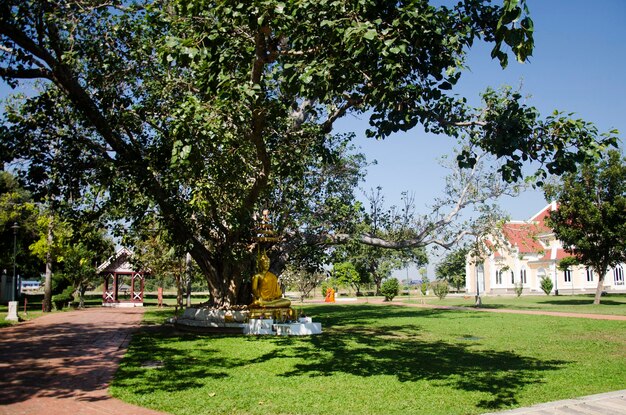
[248,306,295,321]
[173,307,321,336]
[244,318,322,336]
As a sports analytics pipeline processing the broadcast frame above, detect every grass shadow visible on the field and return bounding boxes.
[266,305,567,410]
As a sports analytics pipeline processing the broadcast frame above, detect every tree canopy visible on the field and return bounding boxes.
[545,149,626,305]
[0,0,618,306]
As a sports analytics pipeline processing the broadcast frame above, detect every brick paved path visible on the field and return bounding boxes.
[0,307,167,415]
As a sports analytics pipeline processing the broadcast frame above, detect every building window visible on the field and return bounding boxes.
[586,268,594,282]
[564,269,572,283]
[511,271,515,284]
[520,268,527,284]
[496,269,503,285]
[614,266,624,285]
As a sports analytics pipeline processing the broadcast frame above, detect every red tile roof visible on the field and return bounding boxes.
[528,202,558,234]
[501,222,544,254]
[539,246,574,261]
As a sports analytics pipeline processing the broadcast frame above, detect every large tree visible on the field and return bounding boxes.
[545,150,626,305]
[0,1,618,306]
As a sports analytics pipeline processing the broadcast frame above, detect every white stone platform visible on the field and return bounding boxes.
[175,309,322,336]
[244,318,322,336]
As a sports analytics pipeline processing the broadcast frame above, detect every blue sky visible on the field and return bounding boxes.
[338,0,626,222]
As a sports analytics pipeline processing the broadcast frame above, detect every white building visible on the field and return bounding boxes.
[465,202,626,295]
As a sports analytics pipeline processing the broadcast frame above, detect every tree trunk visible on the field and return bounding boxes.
[176,275,183,310]
[78,285,86,308]
[188,241,253,307]
[369,263,382,295]
[593,266,607,305]
[42,218,54,312]
[185,252,192,308]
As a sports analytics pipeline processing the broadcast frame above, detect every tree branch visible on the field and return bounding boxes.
[0,23,58,69]
[0,67,52,79]
[320,98,361,134]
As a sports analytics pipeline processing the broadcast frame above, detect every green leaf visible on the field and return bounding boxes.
[363,29,377,41]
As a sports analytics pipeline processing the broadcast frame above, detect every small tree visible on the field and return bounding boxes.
[420,271,430,296]
[431,280,450,300]
[540,276,553,296]
[436,247,469,292]
[380,278,400,302]
[514,282,524,297]
[545,150,626,304]
[282,267,324,302]
[332,262,362,296]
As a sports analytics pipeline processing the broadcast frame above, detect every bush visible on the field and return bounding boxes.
[380,279,399,301]
[431,280,449,300]
[540,276,553,295]
[514,282,524,297]
[420,276,430,296]
[52,286,75,310]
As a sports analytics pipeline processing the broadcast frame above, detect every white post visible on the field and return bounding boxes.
[5,301,18,321]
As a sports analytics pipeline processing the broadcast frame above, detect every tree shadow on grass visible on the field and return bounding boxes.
[114,305,568,412]
[262,306,568,411]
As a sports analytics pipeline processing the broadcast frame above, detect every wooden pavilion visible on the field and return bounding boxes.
[97,248,147,307]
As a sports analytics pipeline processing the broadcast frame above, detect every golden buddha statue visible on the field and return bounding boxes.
[250,252,291,309]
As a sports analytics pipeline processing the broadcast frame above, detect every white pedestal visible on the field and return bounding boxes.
[244,319,275,335]
[5,301,18,322]
[274,322,322,336]
[245,319,322,335]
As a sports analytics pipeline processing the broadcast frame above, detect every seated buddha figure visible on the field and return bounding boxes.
[250,252,291,308]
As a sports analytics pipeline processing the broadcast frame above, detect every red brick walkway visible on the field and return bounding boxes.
[0,307,168,415]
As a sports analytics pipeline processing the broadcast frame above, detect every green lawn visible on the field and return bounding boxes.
[409,293,626,316]
[111,304,626,415]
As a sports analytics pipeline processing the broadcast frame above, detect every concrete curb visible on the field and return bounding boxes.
[481,389,626,414]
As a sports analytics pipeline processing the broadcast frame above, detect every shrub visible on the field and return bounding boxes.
[52,286,75,310]
[514,282,524,297]
[420,276,430,296]
[540,276,553,295]
[431,280,449,300]
[380,279,399,301]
